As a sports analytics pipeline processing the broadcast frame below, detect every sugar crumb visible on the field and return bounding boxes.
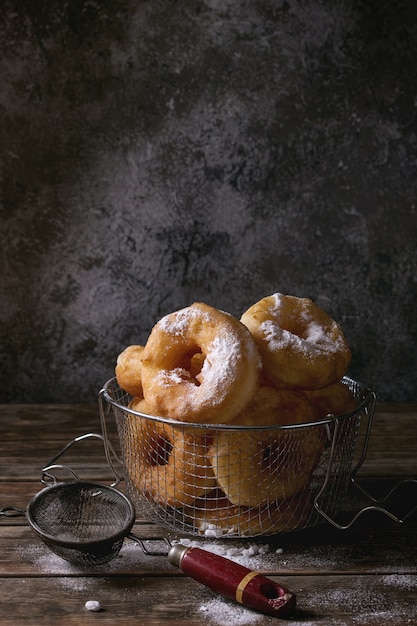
[85,600,102,612]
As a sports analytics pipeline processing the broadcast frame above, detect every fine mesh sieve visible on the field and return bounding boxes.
[26,481,137,566]
[22,434,172,567]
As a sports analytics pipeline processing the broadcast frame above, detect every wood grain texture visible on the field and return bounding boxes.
[0,402,416,625]
[0,575,415,625]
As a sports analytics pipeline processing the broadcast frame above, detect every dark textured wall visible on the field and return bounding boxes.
[1,1,416,403]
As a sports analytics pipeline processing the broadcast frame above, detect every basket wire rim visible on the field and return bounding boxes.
[100,375,371,430]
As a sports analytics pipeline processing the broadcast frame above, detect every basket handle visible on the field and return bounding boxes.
[313,389,417,529]
[40,431,122,487]
[98,386,125,487]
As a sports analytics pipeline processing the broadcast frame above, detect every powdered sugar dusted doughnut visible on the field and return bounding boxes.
[141,302,262,424]
[241,293,351,390]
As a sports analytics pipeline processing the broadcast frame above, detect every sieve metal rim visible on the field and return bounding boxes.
[26,481,136,548]
[100,375,373,430]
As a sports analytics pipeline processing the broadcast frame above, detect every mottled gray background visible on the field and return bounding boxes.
[1,0,416,403]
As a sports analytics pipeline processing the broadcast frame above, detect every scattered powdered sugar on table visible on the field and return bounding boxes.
[199,598,263,625]
[292,576,417,626]
[21,536,286,623]
[380,574,416,590]
[20,536,416,624]
[21,543,96,592]
[173,537,283,570]
[23,542,79,574]
[22,535,282,576]
[21,537,171,578]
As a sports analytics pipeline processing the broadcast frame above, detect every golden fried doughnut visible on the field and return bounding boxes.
[230,385,319,427]
[305,381,358,446]
[184,488,312,536]
[241,293,351,390]
[306,380,356,419]
[121,397,216,508]
[115,345,145,397]
[141,302,262,424]
[207,387,326,507]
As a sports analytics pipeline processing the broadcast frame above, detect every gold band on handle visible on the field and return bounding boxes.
[235,570,260,604]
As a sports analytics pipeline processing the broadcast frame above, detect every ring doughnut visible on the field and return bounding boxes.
[122,397,216,508]
[141,302,262,424]
[306,381,356,419]
[207,387,326,507]
[240,293,351,390]
[184,488,313,536]
[305,381,357,445]
[115,345,145,397]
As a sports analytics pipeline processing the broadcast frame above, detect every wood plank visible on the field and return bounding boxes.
[1,516,416,577]
[0,438,122,481]
[0,404,103,441]
[0,573,415,625]
[354,409,417,477]
[374,402,417,417]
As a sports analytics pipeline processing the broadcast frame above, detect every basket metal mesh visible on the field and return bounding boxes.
[101,377,374,537]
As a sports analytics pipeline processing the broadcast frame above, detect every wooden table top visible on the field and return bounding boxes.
[0,401,416,625]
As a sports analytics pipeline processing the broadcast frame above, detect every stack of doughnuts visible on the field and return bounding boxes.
[115,294,355,536]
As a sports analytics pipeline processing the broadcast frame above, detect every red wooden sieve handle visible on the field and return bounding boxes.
[168,544,296,618]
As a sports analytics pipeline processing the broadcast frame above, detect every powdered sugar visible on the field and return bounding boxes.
[261,318,339,356]
[158,306,211,336]
[305,321,327,343]
[22,534,281,576]
[380,574,416,590]
[263,293,343,355]
[153,335,243,410]
[155,367,192,385]
[172,537,282,571]
[19,538,415,624]
[199,333,242,385]
[261,320,296,350]
[199,597,263,624]
[271,292,284,311]
[295,579,417,625]
[21,542,94,591]
[20,537,173,577]
[84,599,102,611]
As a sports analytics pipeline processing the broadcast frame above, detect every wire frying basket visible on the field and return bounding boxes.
[99,376,376,538]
